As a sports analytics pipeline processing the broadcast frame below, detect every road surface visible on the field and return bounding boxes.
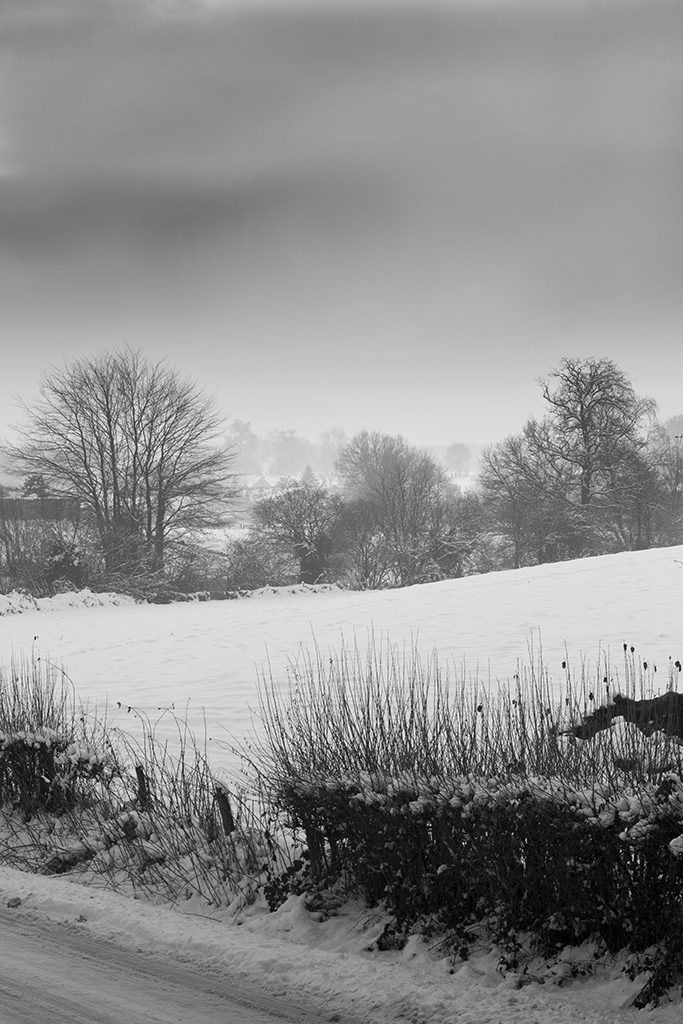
[0,907,355,1024]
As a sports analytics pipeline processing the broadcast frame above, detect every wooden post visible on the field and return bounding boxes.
[135,765,149,810]
[215,785,235,835]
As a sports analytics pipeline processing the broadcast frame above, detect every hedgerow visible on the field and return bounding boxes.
[0,655,284,910]
[242,636,683,1006]
[0,654,115,816]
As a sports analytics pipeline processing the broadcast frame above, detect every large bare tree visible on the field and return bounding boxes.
[2,350,235,574]
[336,431,467,587]
[538,357,656,511]
[481,357,659,564]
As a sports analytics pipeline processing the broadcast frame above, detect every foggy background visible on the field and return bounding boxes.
[2,0,682,448]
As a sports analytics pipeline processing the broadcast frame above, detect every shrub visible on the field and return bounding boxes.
[0,655,113,816]
[0,661,286,909]
[224,533,297,591]
[42,541,88,591]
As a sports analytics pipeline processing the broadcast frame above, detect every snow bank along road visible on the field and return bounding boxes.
[0,862,664,1024]
[0,905,356,1024]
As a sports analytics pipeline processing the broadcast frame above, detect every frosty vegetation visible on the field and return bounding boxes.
[2,639,683,1008]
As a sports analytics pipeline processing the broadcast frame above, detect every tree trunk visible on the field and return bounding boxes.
[297,546,324,585]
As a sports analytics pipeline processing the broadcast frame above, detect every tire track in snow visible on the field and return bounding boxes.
[0,908,356,1024]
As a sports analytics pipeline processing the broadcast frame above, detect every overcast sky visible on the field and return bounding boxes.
[1,0,682,450]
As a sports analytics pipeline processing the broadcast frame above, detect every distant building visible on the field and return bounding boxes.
[247,476,278,502]
[229,475,279,523]
[0,496,81,523]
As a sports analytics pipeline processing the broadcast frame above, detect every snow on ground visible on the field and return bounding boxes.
[1,546,681,777]
[0,588,138,616]
[1,547,683,1021]
[0,859,677,1024]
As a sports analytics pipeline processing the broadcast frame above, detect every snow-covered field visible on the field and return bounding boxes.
[1,546,682,777]
[1,546,683,1023]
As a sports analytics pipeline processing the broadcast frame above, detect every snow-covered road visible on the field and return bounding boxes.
[0,861,667,1024]
[0,906,352,1024]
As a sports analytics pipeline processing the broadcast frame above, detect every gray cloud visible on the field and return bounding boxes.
[2,0,683,442]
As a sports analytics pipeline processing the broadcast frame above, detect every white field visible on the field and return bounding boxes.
[1,544,682,778]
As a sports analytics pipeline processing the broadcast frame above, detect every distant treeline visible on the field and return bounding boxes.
[1,353,681,598]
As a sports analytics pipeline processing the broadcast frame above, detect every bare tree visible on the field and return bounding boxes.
[481,358,658,564]
[267,429,315,477]
[225,419,263,476]
[314,427,349,478]
[252,481,345,585]
[337,497,396,590]
[2,350,235,576]
[480,427,578,567]
[644,427,683,546]
[445,442,471,476]
[336,431,467,587]
[539,357,656,511]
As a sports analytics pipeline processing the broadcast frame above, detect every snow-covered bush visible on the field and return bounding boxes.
[0,655,114,816]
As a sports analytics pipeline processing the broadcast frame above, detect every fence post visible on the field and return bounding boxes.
[135,765,149,810]
[215,785,236,835]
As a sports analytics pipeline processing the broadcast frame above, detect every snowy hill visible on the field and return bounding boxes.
[1,546,682,774]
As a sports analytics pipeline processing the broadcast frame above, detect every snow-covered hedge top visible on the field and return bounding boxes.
[0,589,138,616]
[0,726,110,767]
[279,762,683,855]
[0,726,64,749]
[242,583,344,599]
[283,768,673,814]
[0,583,342,615]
